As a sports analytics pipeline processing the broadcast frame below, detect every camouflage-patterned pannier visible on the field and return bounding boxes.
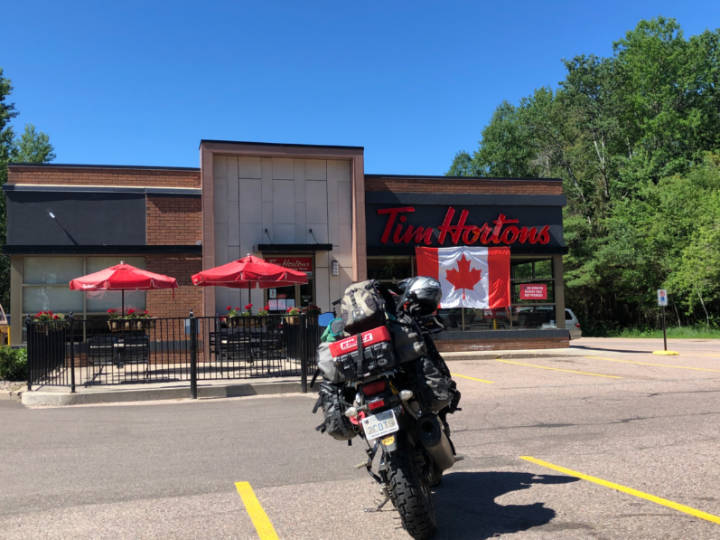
[339,280,387,334]
[312,381,356,441]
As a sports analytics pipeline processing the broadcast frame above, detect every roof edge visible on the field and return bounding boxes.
[9,163,200,172]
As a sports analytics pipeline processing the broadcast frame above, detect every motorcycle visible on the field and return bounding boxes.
[313,277,460,540]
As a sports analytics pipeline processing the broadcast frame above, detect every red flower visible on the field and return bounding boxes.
[127,308,136,315]
[227,305,232,311]
[244,303,253,311]
[53,315,59,319]
[264,304,270,311]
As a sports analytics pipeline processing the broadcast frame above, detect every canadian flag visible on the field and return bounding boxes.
[415,246,510,309]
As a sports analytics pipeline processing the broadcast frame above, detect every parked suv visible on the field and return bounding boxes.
[516,306,582,339]
[540,308,582,339]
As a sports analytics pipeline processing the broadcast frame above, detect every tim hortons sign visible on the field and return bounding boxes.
[376,206,552,247]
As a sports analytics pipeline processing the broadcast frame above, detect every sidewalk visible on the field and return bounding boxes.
[11,336,714,408]
[12,346,589,408]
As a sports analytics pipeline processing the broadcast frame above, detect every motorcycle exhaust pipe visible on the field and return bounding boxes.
[417,415,455,471]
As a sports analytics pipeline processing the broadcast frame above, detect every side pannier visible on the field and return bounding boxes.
[312,381,356,441]
[339,280,387,334]
[316,342,344,383]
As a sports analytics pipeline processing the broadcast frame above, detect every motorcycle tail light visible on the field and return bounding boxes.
[368,398,385,410]
[362,380,387,396]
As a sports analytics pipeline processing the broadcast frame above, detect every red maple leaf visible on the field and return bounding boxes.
[445,254,482,299]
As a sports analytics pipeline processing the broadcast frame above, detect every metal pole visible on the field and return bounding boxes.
[189,311,198,399]
[25,317,32,391]
[69,315,76,393]
[662,306,667,351]
[300,314,308,393]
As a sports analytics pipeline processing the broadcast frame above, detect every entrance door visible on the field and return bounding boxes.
[263,255,314,312]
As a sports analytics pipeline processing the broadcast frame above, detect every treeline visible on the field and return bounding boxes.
[1,68,55,308]
[448,17,720,333]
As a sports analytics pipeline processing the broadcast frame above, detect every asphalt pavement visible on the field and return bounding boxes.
[2,337,720,539]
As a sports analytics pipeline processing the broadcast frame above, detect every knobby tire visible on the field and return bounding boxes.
[387,450,437,539]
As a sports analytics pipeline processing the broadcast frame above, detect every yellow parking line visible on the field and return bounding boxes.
[496,359,621,379]
[235,481,279,540]
[451,372,494,384]
[587,356,720,373]
[520,456,720,525]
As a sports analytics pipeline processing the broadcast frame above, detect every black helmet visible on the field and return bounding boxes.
[398,276,442,316]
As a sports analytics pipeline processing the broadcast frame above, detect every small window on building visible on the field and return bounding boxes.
[367,256,412,285]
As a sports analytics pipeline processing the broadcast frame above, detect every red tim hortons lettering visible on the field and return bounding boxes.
[376,206,551,246]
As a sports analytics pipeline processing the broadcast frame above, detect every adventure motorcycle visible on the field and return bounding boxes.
[313,277,460,540]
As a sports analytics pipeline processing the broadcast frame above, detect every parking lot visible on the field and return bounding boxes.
[2,337,720,539]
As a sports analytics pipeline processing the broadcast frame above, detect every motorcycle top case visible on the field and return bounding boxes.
[327,326,395,381]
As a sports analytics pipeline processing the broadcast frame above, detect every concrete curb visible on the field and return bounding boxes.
[18,347,586,407]
[443,348,586,360]
[0,384,24,402]
[21,380,305,407]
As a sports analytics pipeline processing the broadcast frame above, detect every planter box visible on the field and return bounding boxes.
[107,319,156,332]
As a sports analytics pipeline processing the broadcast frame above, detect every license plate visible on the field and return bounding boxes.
[361,409,398,441]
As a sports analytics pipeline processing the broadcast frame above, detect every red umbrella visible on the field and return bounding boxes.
[69,261,178,315]
[191,254,308,306]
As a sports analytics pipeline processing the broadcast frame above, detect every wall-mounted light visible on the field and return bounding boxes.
[331,259,340,276]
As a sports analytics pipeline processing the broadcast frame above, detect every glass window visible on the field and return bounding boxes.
[23,285,83,313]
[24,257,83,284]
[428,256,557,332]
[87,289,146,313]
[22,256,146,317]
[367,256,412,284]
[511,257,555,330]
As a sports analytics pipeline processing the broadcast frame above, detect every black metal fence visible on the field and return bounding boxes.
[25,313,320,395]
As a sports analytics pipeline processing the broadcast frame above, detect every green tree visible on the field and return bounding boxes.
[447,151,475,176]
[449,18,720,331]
[0,68,55,309]
[0,69,18,312]
[11,124,55,163]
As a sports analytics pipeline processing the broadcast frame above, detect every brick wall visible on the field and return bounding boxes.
[146,196,202,245]
[8,165,200,188]
[146,255,203,317]
[365,175,563,195]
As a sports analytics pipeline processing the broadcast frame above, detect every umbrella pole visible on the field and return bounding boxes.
[247,283,251,310]
[122,290,125,317]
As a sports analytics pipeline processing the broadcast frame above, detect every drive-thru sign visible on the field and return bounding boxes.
[657,289,668,306]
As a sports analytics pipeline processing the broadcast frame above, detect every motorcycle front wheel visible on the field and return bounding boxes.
[386,448,437,539]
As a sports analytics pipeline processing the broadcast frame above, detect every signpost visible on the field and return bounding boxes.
[657,289,668,351]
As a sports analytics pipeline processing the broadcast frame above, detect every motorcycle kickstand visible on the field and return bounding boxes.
[365,488,391,513]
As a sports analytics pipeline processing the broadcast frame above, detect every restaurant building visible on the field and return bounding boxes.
[5,140,568,350]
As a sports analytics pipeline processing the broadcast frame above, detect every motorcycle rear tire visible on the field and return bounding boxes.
[387,451,437,539]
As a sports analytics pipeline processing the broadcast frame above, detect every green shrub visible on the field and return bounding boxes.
[0,346,28,381]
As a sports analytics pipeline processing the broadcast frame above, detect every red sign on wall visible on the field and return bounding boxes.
[264,256,312,273]
[519,284,547,300]
[376,206,552,246]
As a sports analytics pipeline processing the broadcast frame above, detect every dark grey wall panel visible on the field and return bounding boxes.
[6,191,145,246]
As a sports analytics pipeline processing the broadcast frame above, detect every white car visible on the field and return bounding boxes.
[540,308,582,339]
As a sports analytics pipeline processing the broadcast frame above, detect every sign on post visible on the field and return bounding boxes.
[657,289,668,307]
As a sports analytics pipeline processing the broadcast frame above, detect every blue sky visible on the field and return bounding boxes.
[4,1,719,175]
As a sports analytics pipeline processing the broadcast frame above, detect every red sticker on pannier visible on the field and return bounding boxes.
[329,326,392,358]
